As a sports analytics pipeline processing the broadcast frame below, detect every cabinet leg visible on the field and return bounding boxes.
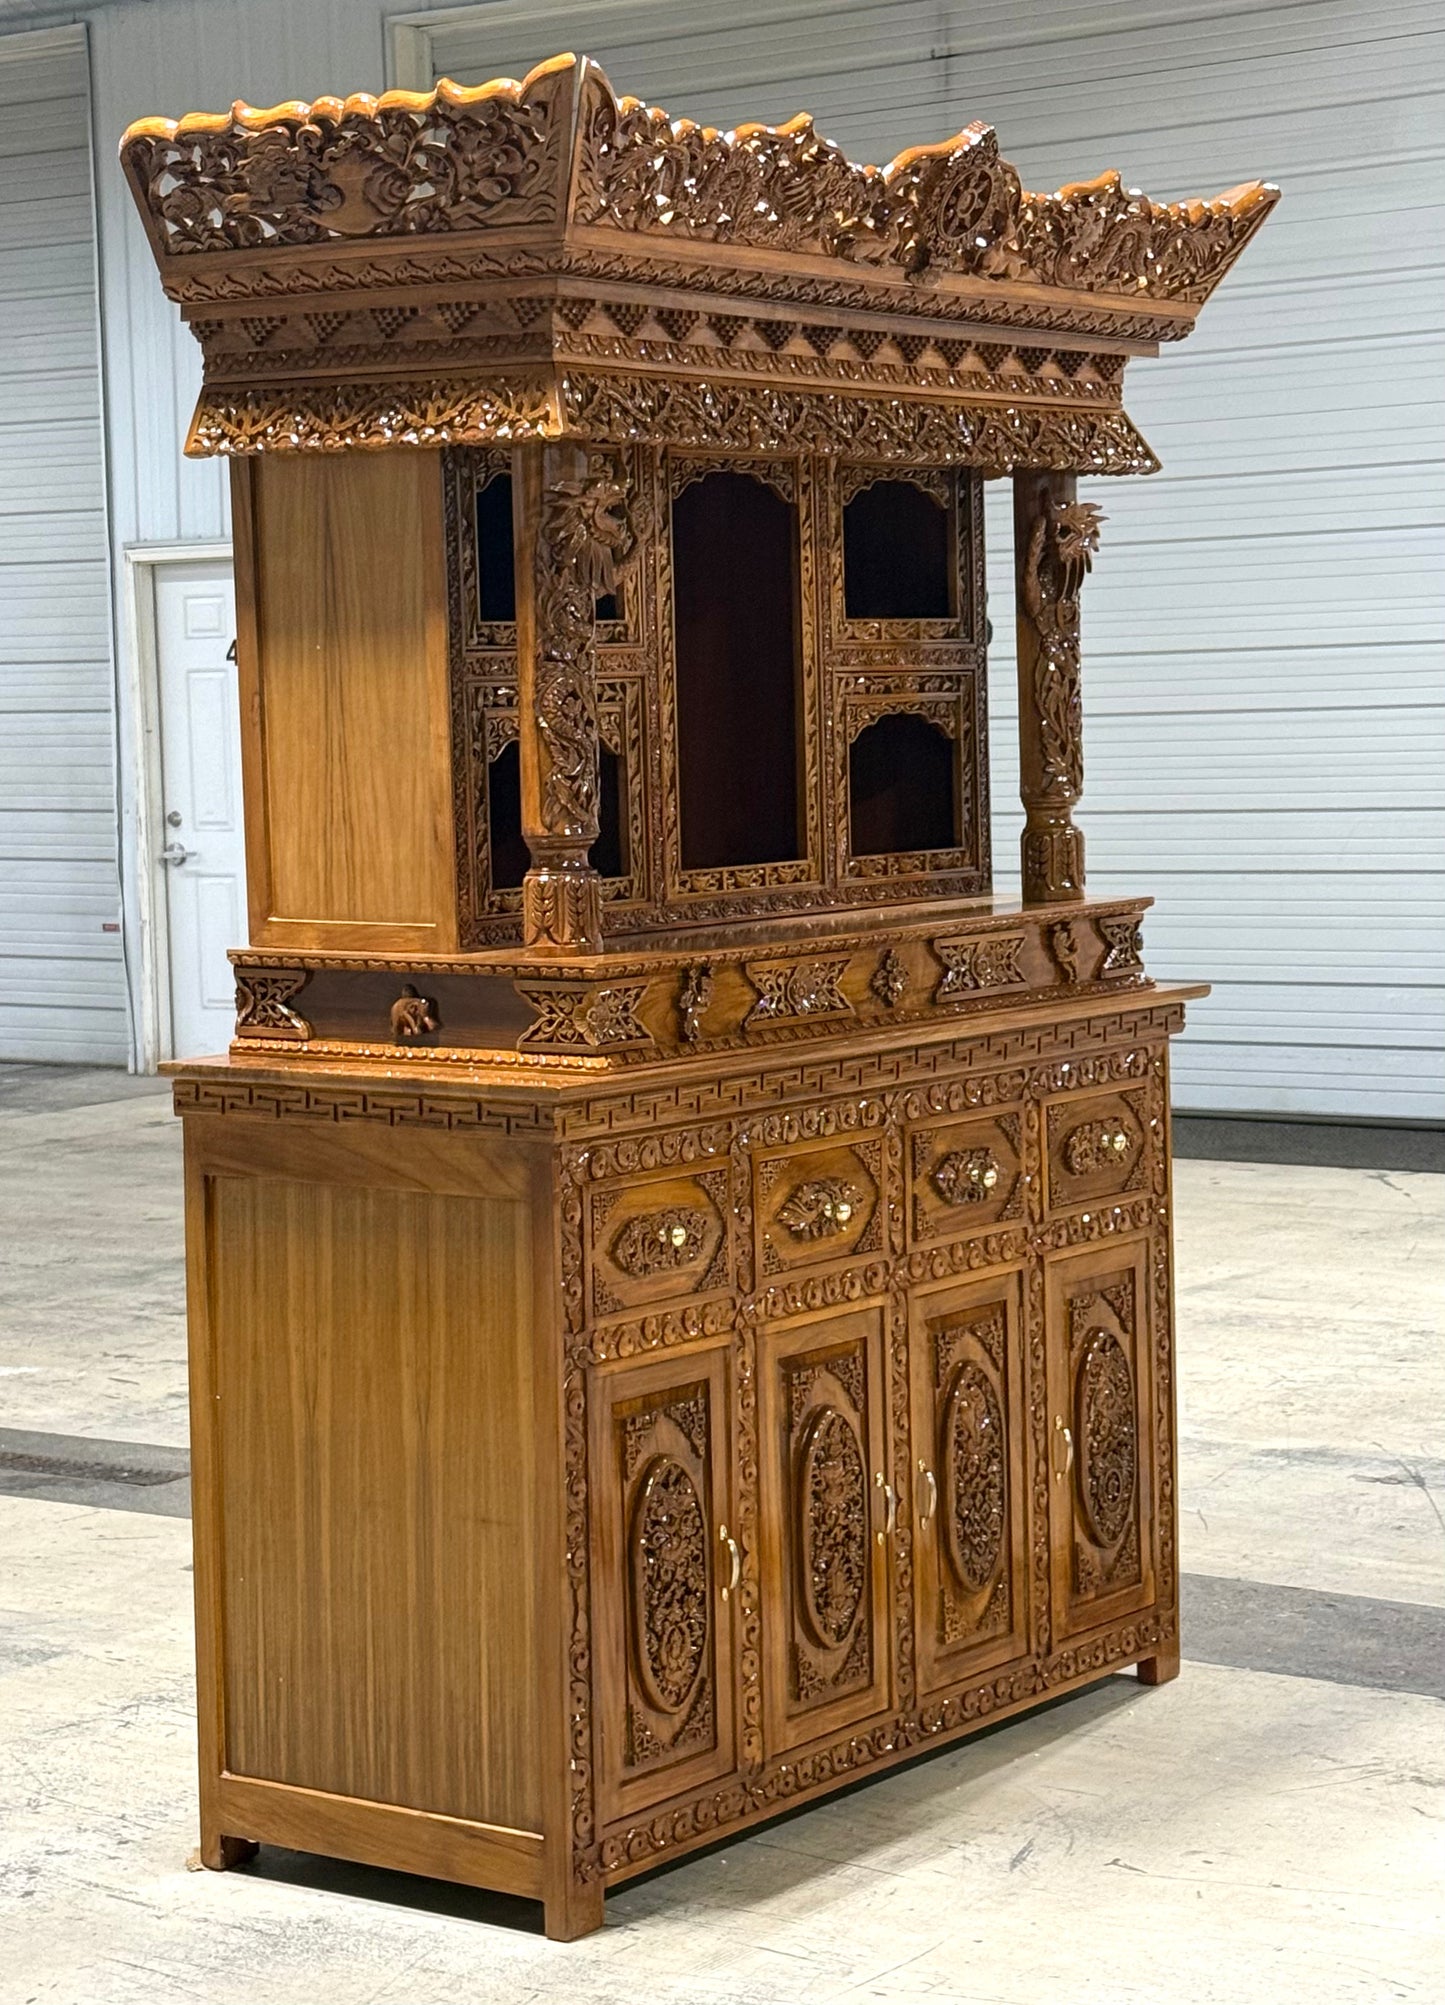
[201,1831,259,1869]
[543,1874,605,1942]
[1136,1640,1181,1686]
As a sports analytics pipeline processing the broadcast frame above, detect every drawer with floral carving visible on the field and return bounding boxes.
[586,1164,734,1320]
[752,1135,885,1278]
[1042,1087,1153,1216]
[908,1107,1027,1243]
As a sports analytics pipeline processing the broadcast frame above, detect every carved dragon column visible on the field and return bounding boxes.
[514,443,629,953]
[1012,471,1105,906]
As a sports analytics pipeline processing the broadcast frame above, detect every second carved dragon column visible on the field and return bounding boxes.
[1013,470,1104,906]
[514,442,628,953]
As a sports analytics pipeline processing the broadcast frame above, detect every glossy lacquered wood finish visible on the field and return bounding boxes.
[123,42,1263,1945]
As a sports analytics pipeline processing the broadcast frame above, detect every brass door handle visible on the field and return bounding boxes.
[917,1460,938,1527]
[874,1471,896,1544]
[718,1523,741,1601]
[1052,1415,1074,1481]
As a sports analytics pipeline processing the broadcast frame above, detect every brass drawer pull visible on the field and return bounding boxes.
[874,1471,897,1543]
[1052,1415,1074,1480]
[718,1523,742,1600]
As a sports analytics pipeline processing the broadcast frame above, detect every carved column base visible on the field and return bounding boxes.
[523,857,603,954]
[1022,812,1085,906]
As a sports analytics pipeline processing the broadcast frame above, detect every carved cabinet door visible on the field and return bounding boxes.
[909,1269,1031,1696]
[1044,1238,1157,1642]
[756,1304,893,1755]
[589,1347,738,1825]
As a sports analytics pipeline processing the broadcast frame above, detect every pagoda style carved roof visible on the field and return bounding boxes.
[120,53,1277,465]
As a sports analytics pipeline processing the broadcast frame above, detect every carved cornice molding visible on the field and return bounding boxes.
[121,55,1276,460]
[122,54,1275,310]
[187,370,1161,471]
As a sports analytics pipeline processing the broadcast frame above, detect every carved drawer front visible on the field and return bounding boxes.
[908,1106,1026,1245]
[753,1134,884,1279]
[909,1270,1031,1696]
[1044,1238,1157,1644]
[757,1305,892,1754]
[589,1347,738,1824]
[1043,1086,1151,1217]
[587,1163,732,1321]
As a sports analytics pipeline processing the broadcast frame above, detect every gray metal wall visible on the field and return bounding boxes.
[0,22,122,1061]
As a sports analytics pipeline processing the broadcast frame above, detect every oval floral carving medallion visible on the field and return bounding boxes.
[942,1361,1006,1593]
[797,1407,868,1650]
[1075,1330,1137,1549]
[629,1455,709,1716]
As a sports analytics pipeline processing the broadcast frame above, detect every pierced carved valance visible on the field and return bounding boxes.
[120,53,1277,465]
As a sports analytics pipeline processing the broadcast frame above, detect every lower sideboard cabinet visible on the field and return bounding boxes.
[177,1001,1185,1938]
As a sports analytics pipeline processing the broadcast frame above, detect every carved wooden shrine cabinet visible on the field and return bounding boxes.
[123,57,1275,1938]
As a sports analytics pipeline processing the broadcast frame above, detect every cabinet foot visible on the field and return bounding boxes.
[543,1876,605,1941]
[1136,1640,1181,1686]
[202,1832,259,1870]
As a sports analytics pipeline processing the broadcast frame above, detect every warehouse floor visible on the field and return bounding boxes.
[1,1068,1442,2005]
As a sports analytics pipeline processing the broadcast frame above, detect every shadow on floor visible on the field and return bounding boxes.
[234,1678,1139,1935]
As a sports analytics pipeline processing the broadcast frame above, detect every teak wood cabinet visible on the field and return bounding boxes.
[120,51,1276,1937]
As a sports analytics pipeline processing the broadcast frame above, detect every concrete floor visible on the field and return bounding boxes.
[0,1068,1442,2004]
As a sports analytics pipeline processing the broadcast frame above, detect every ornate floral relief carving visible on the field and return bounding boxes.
[517,980,652,1051]
[559,374,1160,476]
[234,970,311,1040]
[572,64,1275,303]
[942,1360,1006,1595]
[629,1454,710,1719]
[1099,913,1144,975]
[1071,1307,1138,1558]
[796,1407,869,1652]
[871,949,908,1010]
[122,63,568,254]
[932,1147,1002,1205]
[1063,1119,1136,1178]
[934,933,1026,1000]
[776,1177,862,1242]
[610,1206,710,1278]
[746,957,852,1027]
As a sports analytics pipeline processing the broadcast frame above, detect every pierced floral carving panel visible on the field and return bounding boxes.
[763,1318,886,1747]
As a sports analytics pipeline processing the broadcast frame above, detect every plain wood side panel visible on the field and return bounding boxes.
[208,1155,542,1829]
[248,449,455,949]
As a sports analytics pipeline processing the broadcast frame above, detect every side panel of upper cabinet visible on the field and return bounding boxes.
[588,1346,737,1824]
[234,451,457,953]
[1044,1236,1158,1642]
[756,1304,893,1755]
[909,1267,1032,1697]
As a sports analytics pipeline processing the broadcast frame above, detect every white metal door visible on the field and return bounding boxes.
[154,561,244,1058]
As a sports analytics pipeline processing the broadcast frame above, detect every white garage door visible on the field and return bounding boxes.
[398,0,1445,1121]
[0,23,123,1064]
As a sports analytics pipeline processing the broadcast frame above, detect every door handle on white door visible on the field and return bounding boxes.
[159,841,193,866]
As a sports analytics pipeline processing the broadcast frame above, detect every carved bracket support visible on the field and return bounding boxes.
[514,440,631,952]
[1013,471,1104,906]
